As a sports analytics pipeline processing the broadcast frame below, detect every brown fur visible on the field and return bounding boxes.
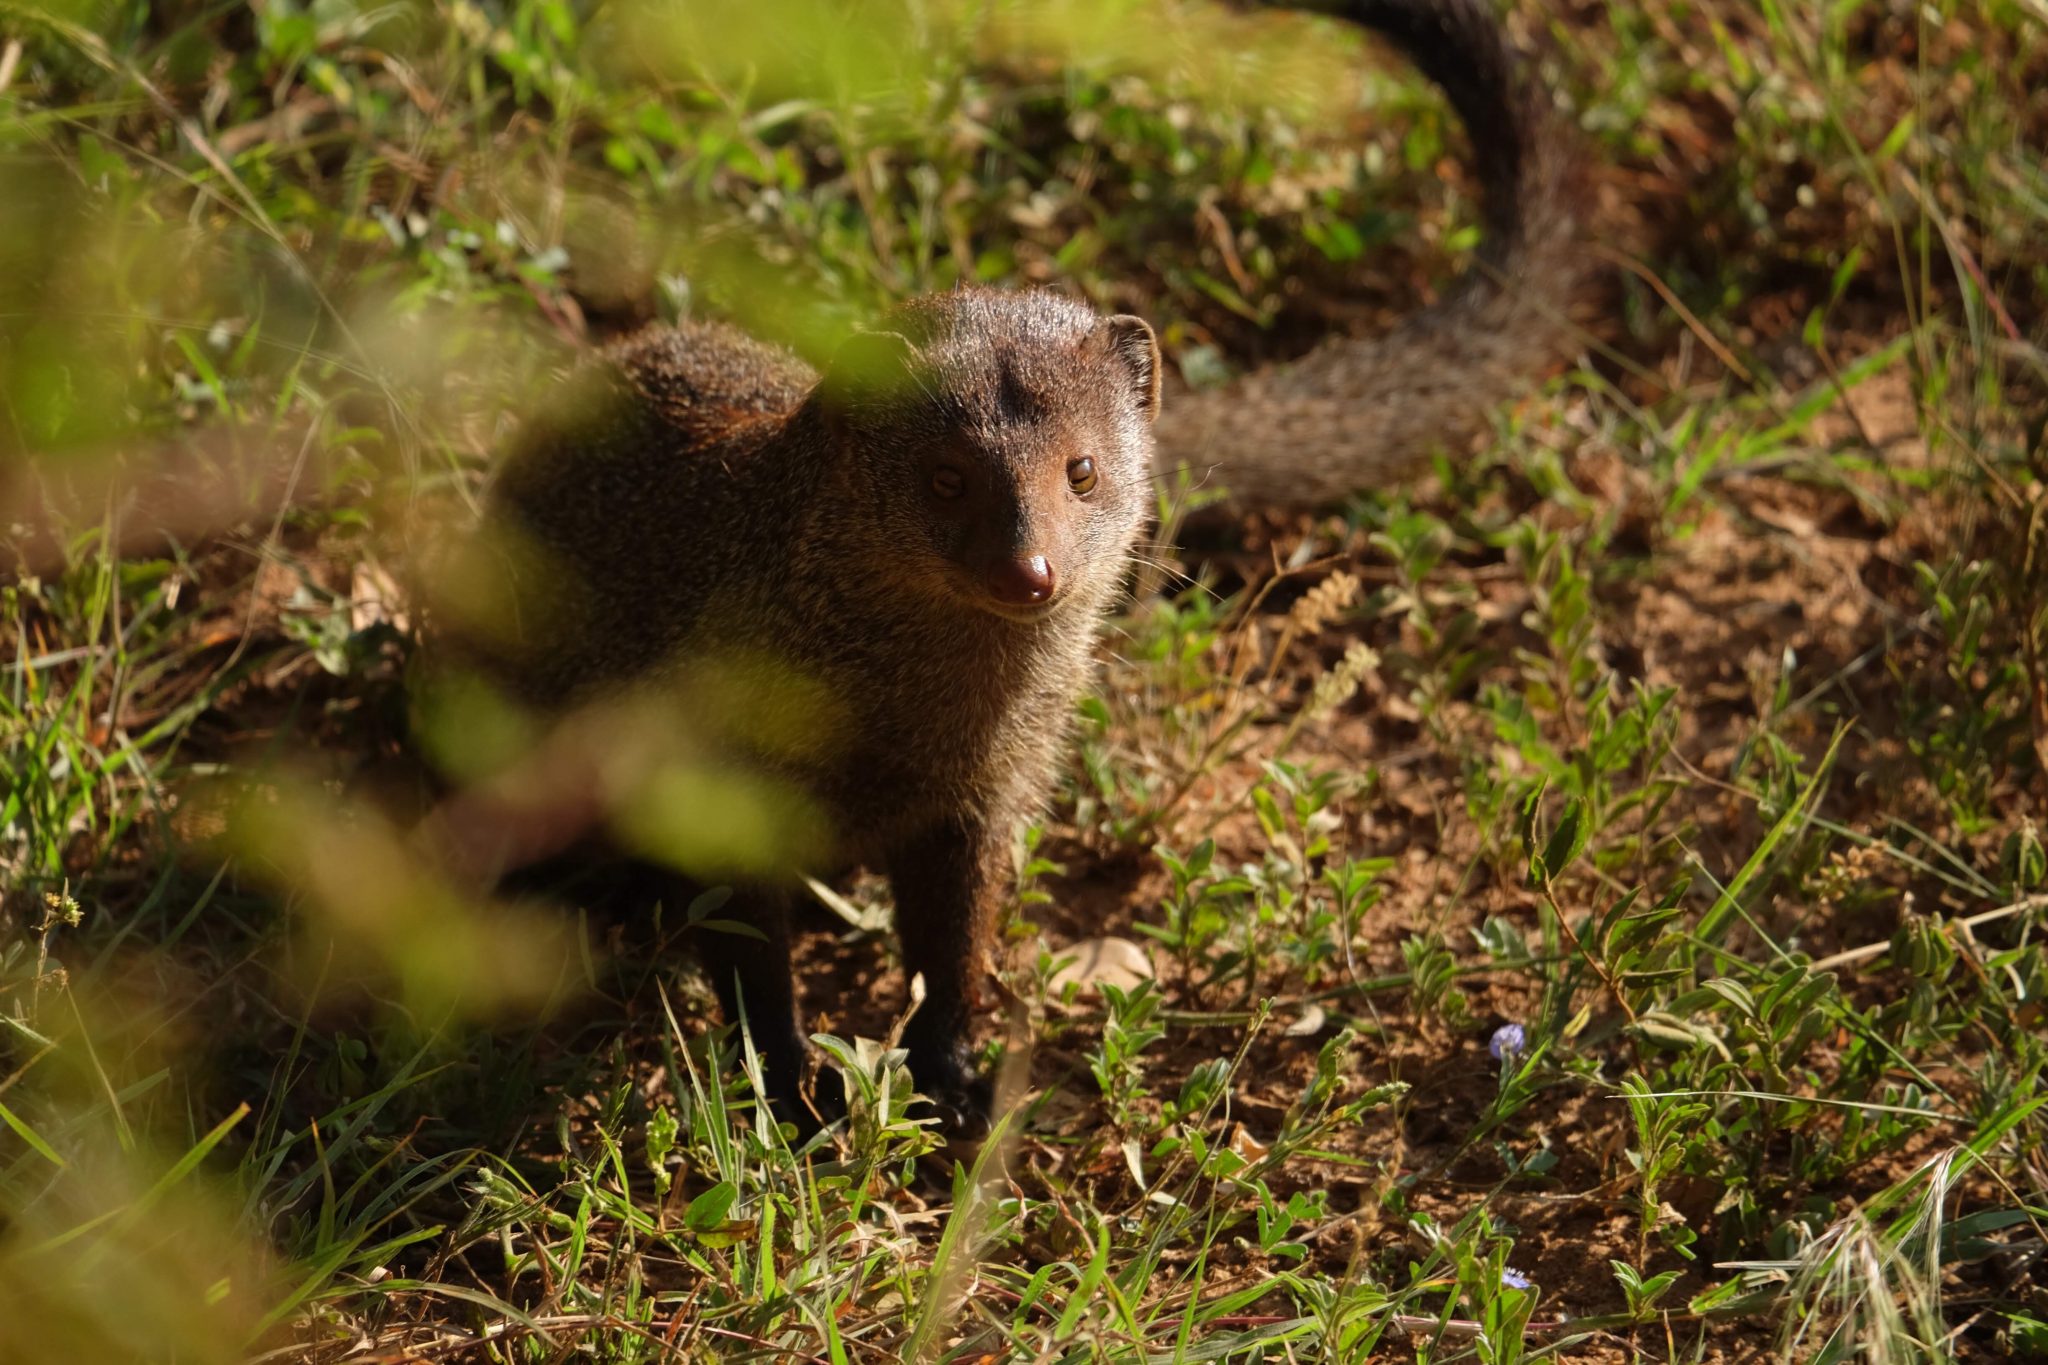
[425,0,1595,1130]
[437,292,1160,1125]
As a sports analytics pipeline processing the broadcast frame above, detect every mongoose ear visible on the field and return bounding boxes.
[1101,314,1161,423]
[822,328,920,406]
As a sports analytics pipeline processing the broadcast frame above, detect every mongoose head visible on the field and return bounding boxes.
[818,288,1160,623]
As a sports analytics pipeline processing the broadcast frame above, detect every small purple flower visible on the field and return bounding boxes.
[1489,1023,1526,1063]
[1501,1267,1535,1291]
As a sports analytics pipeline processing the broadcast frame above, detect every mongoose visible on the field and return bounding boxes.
[422,0,1590,1131]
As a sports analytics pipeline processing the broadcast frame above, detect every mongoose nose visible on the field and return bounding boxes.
[987,555,1056,606]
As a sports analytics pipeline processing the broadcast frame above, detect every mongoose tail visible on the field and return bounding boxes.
[1154,0,1589,510]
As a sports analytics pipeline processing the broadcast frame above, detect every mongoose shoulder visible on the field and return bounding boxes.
[426,0,1593,1132]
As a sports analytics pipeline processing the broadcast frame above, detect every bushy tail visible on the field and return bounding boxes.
[1153,0,1592,510]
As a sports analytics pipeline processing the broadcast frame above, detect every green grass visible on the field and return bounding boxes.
[3,0,2046,1361]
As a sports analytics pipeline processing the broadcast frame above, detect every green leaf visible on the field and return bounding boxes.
[2006,1312,2048,1354]
[0,1099,64,1168]
[1631,1011,1726,1057]
[1697,728,1844,945]
[1537,797,1588,884]
[1054,1221,1112,1338]
[683,1180,739,1233]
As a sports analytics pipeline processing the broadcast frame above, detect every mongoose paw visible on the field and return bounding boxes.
[907,1048,994,1138]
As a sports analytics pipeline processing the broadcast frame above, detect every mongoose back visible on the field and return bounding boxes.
[427,0,1592,1131]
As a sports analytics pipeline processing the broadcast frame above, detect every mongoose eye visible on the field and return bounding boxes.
[1067,457,1098,495]
[931,465,965,499]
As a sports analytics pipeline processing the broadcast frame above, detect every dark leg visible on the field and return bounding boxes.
[655,873,826,1134]
[886,817,1005,1130]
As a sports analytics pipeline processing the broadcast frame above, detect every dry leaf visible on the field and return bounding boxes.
[1282,1003,1327,1037]
[1047,936,1156,999]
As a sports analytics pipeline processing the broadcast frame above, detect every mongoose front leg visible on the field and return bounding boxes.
[887,817,1006,1130]
[674,875,826,1133]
